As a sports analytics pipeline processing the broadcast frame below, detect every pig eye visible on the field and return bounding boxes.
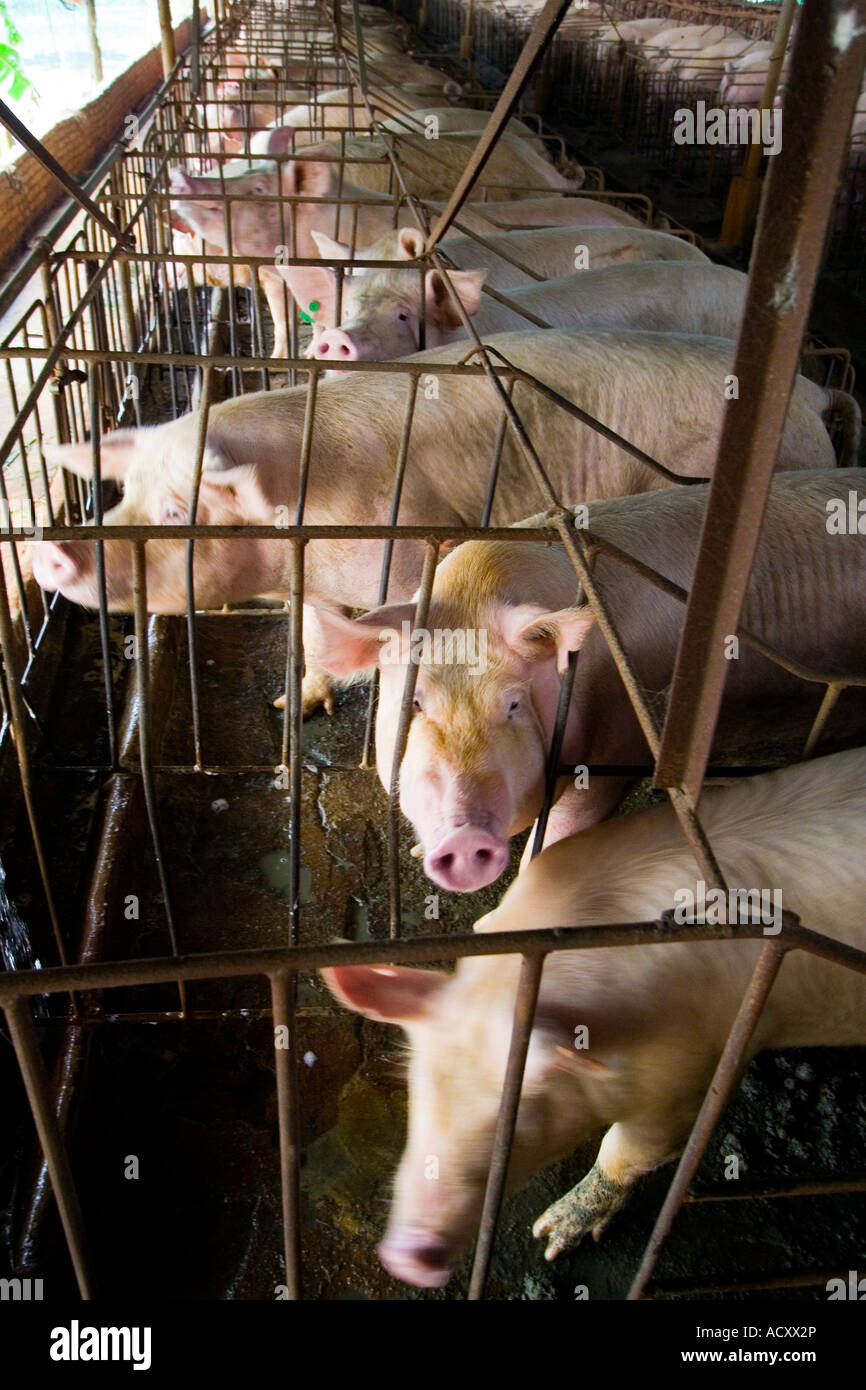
[396,309,410,323]
[160,500,187,524]
[506,697,520,718]
[412,691,423,713]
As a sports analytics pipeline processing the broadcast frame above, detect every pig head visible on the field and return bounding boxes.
[31,410,298,612]
[322,957,607,1288]
[306,547,594,892]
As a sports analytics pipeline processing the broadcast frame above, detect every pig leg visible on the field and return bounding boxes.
[273,604,340,716]
[259,268,291,360]
[519,778,634,871]
[532,1118,683,1261]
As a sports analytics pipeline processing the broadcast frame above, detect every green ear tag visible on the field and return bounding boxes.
[300,300,321,325]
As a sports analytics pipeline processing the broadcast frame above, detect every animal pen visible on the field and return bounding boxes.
[0,0,865,1303]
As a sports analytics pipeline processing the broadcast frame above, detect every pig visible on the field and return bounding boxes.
[670,37,772,87]
[169,152,700,347]
[592,18,687,44]
[251,104,551,157]
[32,336,851,721]
[250,90,374,151]
[379,108,548,157]
[305,245,747,361]
[323,744,866,1287]
[327,129,580,202]
[277,224,709,332]
[719,48,785,108]
[306,471,866,890]
[453,196,644,231]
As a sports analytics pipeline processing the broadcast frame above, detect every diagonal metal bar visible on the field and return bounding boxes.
[654,0,866,804]
[0,98,135,250]
[425,0,573,248]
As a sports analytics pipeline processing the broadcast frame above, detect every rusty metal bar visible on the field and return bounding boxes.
[286,541,305,946]
[0,549,67,966]
[270,970,302,1299]
[468,951,545,1299]
[0,99,134,250]
[2,914,863,1005]
[628,938,789,1300]
[425,0,573,247]
[131,544,186,1014]
[157,0,177,80]
[4,997,94,1298]
[388,540,439,937]
[655,0,866,804]
[184,367,214,769]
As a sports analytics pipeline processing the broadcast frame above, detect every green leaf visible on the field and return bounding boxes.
[8,69,30,100]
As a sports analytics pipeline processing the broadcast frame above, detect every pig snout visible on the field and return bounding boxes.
[424,825,509,892]
[377,1229,454,1289]
[32,540,90,595]
[312,327,360,361]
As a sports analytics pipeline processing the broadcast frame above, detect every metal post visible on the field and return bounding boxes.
[425,0,572,247]
[157,0,176,81]
[654,0,866,806]
[719,0,797,248]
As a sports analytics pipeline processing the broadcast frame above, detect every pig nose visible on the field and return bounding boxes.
[377,1231,453,1289]
[425,826,510,892]
[31,541,79,592]
[313,328,359,361]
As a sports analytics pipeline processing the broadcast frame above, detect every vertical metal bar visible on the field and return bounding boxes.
[361,375,419,770]
[185,368,213,770]
[467,952,545,1300]
[388,541,439,938]
[628,939,788,1300]
[88,369,118,769]
[5,997,94,1298]
[132,543,186,1013]
[157,0,176,81]
[282,541,305,946]
[655,0,866,805]
[270,970,302,1299]
[425,0,572,246]
[0,553,66,965]
[530,649,578,858]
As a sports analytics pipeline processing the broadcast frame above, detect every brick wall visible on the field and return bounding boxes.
[0,15,196,267]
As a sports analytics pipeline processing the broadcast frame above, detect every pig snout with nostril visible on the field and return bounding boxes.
[32,540,92,597]
[376,1231,453,1289]
[424,825,510,893]
[312,327,360,361]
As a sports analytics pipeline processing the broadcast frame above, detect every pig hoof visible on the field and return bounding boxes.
[272,686,336,717]
[532,1163,628,1261]
[303,671,336,717]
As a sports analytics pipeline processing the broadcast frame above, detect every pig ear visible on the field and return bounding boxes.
[310,229,352,261]
[397,226,425,260]
[253,125,297,157]
[305,601,417,676]
[282,146,334,200]
[268,262,337,326]
[321,964,448,1022]
[426,269,485,330]
[500,603,595,675]
[44,430,141,481]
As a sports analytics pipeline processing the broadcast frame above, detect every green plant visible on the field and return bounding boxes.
[0,1,33,102]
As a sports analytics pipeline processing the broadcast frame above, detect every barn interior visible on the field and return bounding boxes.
[1,0,865,1304]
